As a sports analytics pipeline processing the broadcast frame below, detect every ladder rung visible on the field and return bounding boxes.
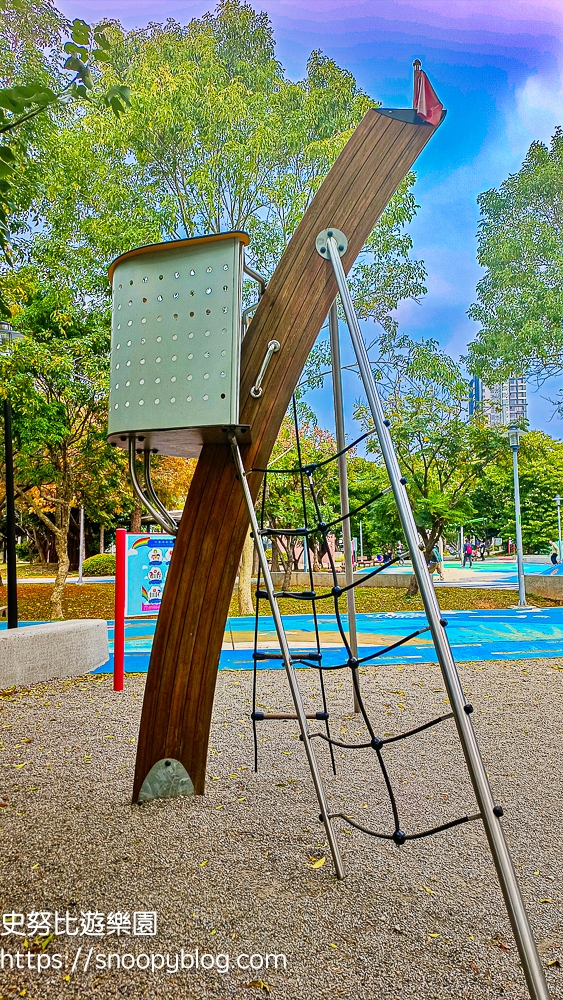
[259,528,308,537]
[252,711,329,721]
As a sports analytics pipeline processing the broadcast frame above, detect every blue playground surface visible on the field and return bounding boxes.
[88,606,563,673]
[360,559,563,584]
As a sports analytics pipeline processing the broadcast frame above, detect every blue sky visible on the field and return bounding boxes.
[58,0,563,433]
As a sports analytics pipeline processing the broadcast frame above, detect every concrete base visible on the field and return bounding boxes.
[524,574,563,602]
[0,619,109,689]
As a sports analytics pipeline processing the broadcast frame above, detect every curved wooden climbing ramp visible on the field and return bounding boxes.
[133,106,442,799]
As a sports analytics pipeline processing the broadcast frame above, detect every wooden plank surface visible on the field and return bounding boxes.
[133,109,439,799]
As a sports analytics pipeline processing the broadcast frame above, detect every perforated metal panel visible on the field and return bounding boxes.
[107,232,249,458]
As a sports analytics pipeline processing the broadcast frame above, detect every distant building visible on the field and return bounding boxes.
[469,376,527,425]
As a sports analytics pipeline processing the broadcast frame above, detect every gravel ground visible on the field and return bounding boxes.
[0,657,561,1000]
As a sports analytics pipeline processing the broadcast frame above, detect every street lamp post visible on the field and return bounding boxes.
[555,495,562,563]
[78,506,85,584]
[0,320,24,628]
[507,425,529,608]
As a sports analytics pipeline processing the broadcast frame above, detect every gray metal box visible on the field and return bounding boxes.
[107,232,249,458]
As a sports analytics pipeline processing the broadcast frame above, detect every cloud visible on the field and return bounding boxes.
[513,71,563,144]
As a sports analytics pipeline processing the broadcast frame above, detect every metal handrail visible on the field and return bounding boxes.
[128,439,178,536]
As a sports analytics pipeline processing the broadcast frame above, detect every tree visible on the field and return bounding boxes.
[237,527,254,616]
[355,340,506,593]
[2,0,430,595]
[0,282,128,617]
[470,431,563,553]
[467,128,563,392]
[0,4,130,305]
[23,1,426,334]
[261,413,341,590]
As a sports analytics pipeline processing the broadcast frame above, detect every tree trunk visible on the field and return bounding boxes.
[237,527,254,616]
[270,537,280,572]
[31,527,48,570]
[130,497,142,533]
[406,542,435,598]
[50,505,71,620]
[282,560,292,591]
[313,541,322,572]
[99,525,105,554]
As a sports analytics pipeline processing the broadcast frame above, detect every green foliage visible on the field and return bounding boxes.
[0,282,129,525]
[22,5,372,296]
[0,3,130,304]
[345,455,388,557]
[467,128,563,386]
[470,431,563,552]
[347,173,426,335]
[22,0,424,339]
[82,552,116,575]
[355,340,506,555]
[263,415,341,576]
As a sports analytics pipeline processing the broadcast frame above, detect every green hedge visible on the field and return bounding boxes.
[82,553,116,576]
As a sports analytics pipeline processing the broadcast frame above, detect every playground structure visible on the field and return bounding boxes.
[107,66,551,1000]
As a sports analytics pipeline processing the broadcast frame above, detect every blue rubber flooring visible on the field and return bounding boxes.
[89,607,563,673]
[359,560,563,583]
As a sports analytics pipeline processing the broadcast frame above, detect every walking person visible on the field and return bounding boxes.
[549,540,559,565]
[396,541,405,566]
[479,538,486,561]
[462,540,473,568]
[431,543,444,581]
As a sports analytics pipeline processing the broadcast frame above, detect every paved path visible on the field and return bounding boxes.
[13,559,561,590]
[90,606,563,673]
[360,558,563,590]
[12,575,114,585]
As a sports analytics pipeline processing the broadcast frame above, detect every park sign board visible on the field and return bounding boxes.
[125,533,175,616]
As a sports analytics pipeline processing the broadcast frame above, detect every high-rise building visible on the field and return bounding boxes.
[469,376,527,425]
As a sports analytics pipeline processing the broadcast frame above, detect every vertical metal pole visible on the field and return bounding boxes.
[114,528,126,692]
[4,399,17,629]
[329,301,360,713]
[229,434,345,880]
[512,446,528,608]
[325,234,550,1000]
[360,520,363,558]
[78,506,85,585]
[556,497,561,562]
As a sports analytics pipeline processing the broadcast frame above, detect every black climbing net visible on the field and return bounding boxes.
[247,396,480,846]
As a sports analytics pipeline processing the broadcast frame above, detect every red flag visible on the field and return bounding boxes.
[413,67,443,126]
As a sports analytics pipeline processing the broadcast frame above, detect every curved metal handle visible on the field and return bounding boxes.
[250,340,280,398]
[128,439,178,536]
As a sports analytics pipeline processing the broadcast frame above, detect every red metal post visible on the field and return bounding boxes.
[114,528,126,692]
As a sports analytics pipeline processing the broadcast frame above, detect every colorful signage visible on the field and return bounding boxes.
[125,533,175,616]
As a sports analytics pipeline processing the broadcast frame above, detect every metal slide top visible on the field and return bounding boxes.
[107,232,250,458]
